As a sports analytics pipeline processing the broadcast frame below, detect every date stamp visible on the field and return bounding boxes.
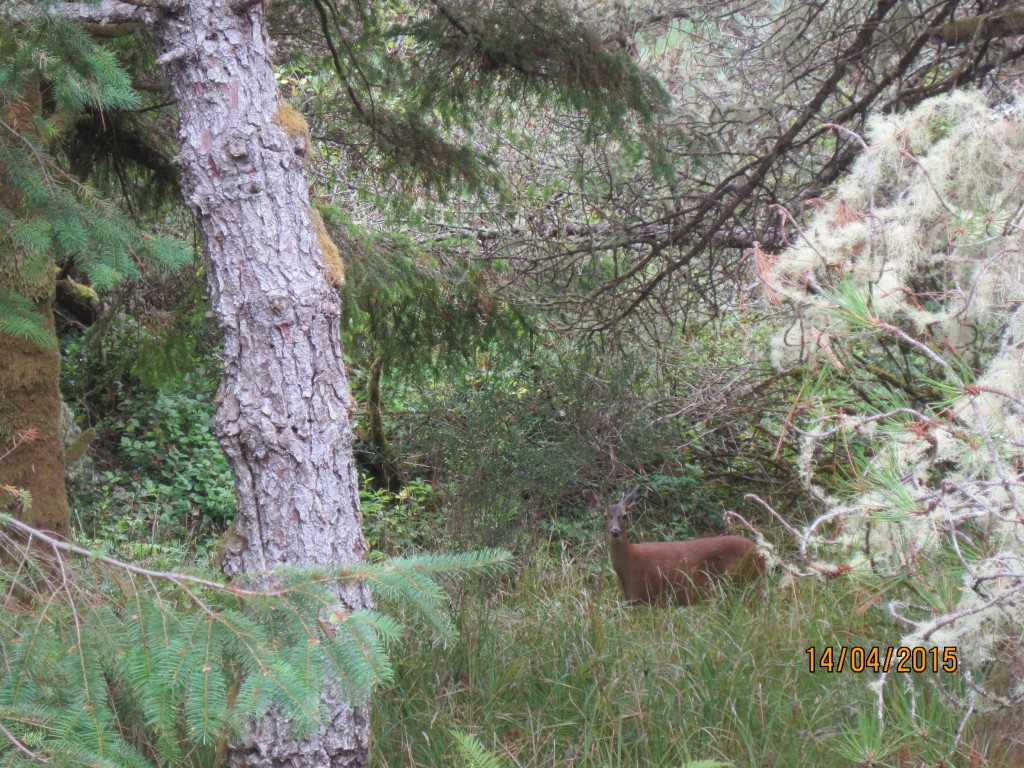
[806,646,958,674]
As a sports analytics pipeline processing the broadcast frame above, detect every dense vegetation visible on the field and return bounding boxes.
[3,0,1024,766]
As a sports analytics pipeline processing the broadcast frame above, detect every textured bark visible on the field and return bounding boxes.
[153,1,370,765]
[0,298,70,538]
[0,85,69,538]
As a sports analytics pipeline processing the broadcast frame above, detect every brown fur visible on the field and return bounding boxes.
[585,488,766,606]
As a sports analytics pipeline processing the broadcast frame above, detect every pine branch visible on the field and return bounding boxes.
[0,514,510,603]
[0,517,508,767]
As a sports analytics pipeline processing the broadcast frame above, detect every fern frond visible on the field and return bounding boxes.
[450,730,509,768]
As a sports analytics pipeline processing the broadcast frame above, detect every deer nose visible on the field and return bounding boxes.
[610,528,621,538]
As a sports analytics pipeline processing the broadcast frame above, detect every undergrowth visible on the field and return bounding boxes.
[0,513,510,768]
[370,551,998,767]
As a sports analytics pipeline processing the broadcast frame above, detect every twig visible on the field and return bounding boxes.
[0,719,49,764]
[0,513,273,598]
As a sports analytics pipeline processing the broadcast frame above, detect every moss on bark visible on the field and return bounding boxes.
[0,295,70,537]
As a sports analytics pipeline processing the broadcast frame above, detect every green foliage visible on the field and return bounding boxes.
[401,0,667,124]
[60,301,232,553]
[451,730,508,768]
[0,485,31,511]
[0,287,55,347]
[0,8,139,114]
[327,206,527,375]
[280,0,666,201]
[832,705,905,767]
[62,278,219,417]
[323,206,533,496]
[0,2,189,344]
[360,477,436,557]
[63,316,234,546]
[644,470,721,535]
[0,521,509,768]
[87,386,235,535]
[392,328,791,548]
[399,345,591,545]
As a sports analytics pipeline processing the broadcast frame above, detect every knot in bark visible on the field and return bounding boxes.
[227,137,249,160]
[267,291,289,315]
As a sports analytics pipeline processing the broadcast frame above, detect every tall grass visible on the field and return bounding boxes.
[370,551,989,767]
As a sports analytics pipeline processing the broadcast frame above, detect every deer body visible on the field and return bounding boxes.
[586,489,766,606]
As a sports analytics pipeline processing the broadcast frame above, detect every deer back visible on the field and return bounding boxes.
[623,536,765,605]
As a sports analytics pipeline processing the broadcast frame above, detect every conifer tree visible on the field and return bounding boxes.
[2,0,662,765]
[0,11,187,534]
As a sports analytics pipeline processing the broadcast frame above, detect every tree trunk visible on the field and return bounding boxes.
[153,1,370,765]
[364,355,402,492]
[0,85,69,539]
[0,297,69,539]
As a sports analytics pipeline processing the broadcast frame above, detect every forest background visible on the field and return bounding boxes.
[3,0,1024,766]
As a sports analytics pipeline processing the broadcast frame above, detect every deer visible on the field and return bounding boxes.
[584,488,766,606]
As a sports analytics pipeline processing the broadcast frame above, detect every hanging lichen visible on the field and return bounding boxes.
[765,90,1024,694]
[769,91,1024,371]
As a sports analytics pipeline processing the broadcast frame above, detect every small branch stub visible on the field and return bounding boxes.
[156,45,189,66]
[227,138,249,160]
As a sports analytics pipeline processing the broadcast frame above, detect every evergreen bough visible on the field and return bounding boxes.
[0,512,509,768]
[0,0,189,343]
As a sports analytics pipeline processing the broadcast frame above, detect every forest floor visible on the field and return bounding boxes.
[369,550,1013,768]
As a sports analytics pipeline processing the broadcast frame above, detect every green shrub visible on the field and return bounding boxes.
[116,388,235,528]
[69,384,235,551]
[388,332,793,549]
[361,477,437,557]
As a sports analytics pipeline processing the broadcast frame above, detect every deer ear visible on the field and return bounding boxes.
[622,487,639,506]
[583,490,602,508]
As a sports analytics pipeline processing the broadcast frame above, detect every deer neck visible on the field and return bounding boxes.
[607,532,634,580]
